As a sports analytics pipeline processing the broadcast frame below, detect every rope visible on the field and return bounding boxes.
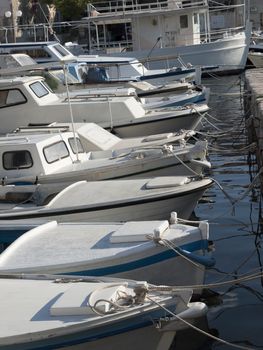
[90,284,147,315]
[167,148,201,176]
[146,234,205,270]
[211,167,263,208]
[146,295,255,350]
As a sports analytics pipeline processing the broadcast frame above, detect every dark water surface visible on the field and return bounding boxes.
[174,74,263,350]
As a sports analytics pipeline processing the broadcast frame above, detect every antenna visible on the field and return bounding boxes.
[60,57,80,163]
[146,36,162,60]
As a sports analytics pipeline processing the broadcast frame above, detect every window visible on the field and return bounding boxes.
[29,81,49,98]
[53,44,72,57]
[10,48,51,59]
[3,150,33,170]
[194,13,199,25]
[0,89,27,108]
[68,137,84,154]
[180,15,188,29]
[43,141,69,163]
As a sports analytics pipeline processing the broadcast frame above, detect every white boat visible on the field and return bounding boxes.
[247,50,263,68]
[0,176,213,221]
[0,75,209,136]
[80,0,250,75]
[0,53,209,106]
[0,41,198,84]
[0,215,215,292]
[70,56,198,85]
[0,125,210,185]
[0,273,208,350]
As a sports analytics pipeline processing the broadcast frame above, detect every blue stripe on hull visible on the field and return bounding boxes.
[63,240,208,276]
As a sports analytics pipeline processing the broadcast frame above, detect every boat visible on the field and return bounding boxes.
[0,125,210,186]
[0,176,213,222]
[0,75,209,136]
[79,0,251,75]
[0,43,198,85]
[0,213,215,291]
[0,273,208,350]
[70,55,198,85]
[247,50,263,68]
[0,52,209,104]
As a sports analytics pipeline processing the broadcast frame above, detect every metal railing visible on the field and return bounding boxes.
[87,0,208,17]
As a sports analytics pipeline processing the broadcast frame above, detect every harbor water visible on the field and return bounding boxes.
[173,74,263,350]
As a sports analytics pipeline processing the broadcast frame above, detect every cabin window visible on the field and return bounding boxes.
[42,80,54,93]
[43,141,69,163]
[29,81,49,98]
[3,150,33,170]
[0,89,27,108]
[180,15,188,29]
[9,48,51,59]
[68,137,84,154]
[53,44,71,57]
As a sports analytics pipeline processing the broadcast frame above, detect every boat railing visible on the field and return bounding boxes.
[87,0,208,17]
[62,92,136,102]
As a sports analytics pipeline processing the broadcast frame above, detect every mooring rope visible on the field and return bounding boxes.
[146,293,256,350]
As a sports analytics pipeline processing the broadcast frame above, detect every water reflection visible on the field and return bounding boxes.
[176,74,263,349]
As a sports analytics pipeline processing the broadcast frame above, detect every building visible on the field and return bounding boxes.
[0,0,22,43]
[250,0,263,31]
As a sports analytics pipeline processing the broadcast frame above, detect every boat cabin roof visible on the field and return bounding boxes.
[0,41,77,64]
[0,131,86,180]
[0,75,45,87]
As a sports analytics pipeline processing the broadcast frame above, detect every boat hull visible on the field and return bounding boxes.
[0,181,212,222]
[105,108,205,137]
[110,32,250,75]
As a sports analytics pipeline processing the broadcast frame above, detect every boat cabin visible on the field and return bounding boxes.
[82,0,209,54]
[0,132,87,181]
[0,53,36,69]
[0,41,76,64]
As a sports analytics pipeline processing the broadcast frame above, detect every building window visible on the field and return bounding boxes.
[180,15,188,29]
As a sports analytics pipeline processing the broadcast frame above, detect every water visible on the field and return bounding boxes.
[174,74,263,350]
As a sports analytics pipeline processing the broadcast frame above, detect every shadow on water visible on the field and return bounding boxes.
[172,74,263,350]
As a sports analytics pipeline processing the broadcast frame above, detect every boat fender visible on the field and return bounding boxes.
[176,247,215,268]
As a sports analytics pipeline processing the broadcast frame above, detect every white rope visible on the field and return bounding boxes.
[146,234,205,270]
[211,167,263,208]
[207,142,257,154]
[167,148,201,176]
[146,294,255,350]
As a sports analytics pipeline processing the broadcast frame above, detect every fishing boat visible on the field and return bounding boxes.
[0,214,215,292]
[0,273,208,350]
[0,176,213,222]
[79,0,250,75]
[0,75,209,136]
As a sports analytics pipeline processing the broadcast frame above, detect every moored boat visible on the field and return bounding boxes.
[0,273,208,350]
[0,214,215,292]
